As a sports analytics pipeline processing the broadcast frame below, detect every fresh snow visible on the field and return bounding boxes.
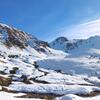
[9,82,100,95]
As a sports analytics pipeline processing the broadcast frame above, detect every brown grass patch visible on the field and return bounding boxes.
[0,76,12,86]
[16,93,61,100]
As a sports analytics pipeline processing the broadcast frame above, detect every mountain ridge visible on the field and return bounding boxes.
[50,35,100,54]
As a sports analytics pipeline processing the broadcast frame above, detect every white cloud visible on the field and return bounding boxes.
[62,19,100,39]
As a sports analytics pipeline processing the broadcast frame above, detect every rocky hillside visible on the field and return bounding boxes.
[0,23,49,51]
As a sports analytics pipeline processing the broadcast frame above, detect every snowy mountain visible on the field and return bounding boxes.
[50,35,100,55]
[0,23,100,100]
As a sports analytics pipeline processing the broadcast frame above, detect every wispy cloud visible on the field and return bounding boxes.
[61,19,100,39]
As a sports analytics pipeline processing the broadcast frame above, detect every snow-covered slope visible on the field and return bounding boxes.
[34,36,100,77]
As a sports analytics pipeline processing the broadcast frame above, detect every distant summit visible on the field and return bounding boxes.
[55,37,68,43]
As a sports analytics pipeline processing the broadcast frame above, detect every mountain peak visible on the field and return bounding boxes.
[55,36,68,43]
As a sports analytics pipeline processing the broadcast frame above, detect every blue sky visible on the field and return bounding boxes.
[0,0,100,41]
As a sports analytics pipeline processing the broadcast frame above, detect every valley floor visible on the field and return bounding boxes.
[0,45,100,100]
